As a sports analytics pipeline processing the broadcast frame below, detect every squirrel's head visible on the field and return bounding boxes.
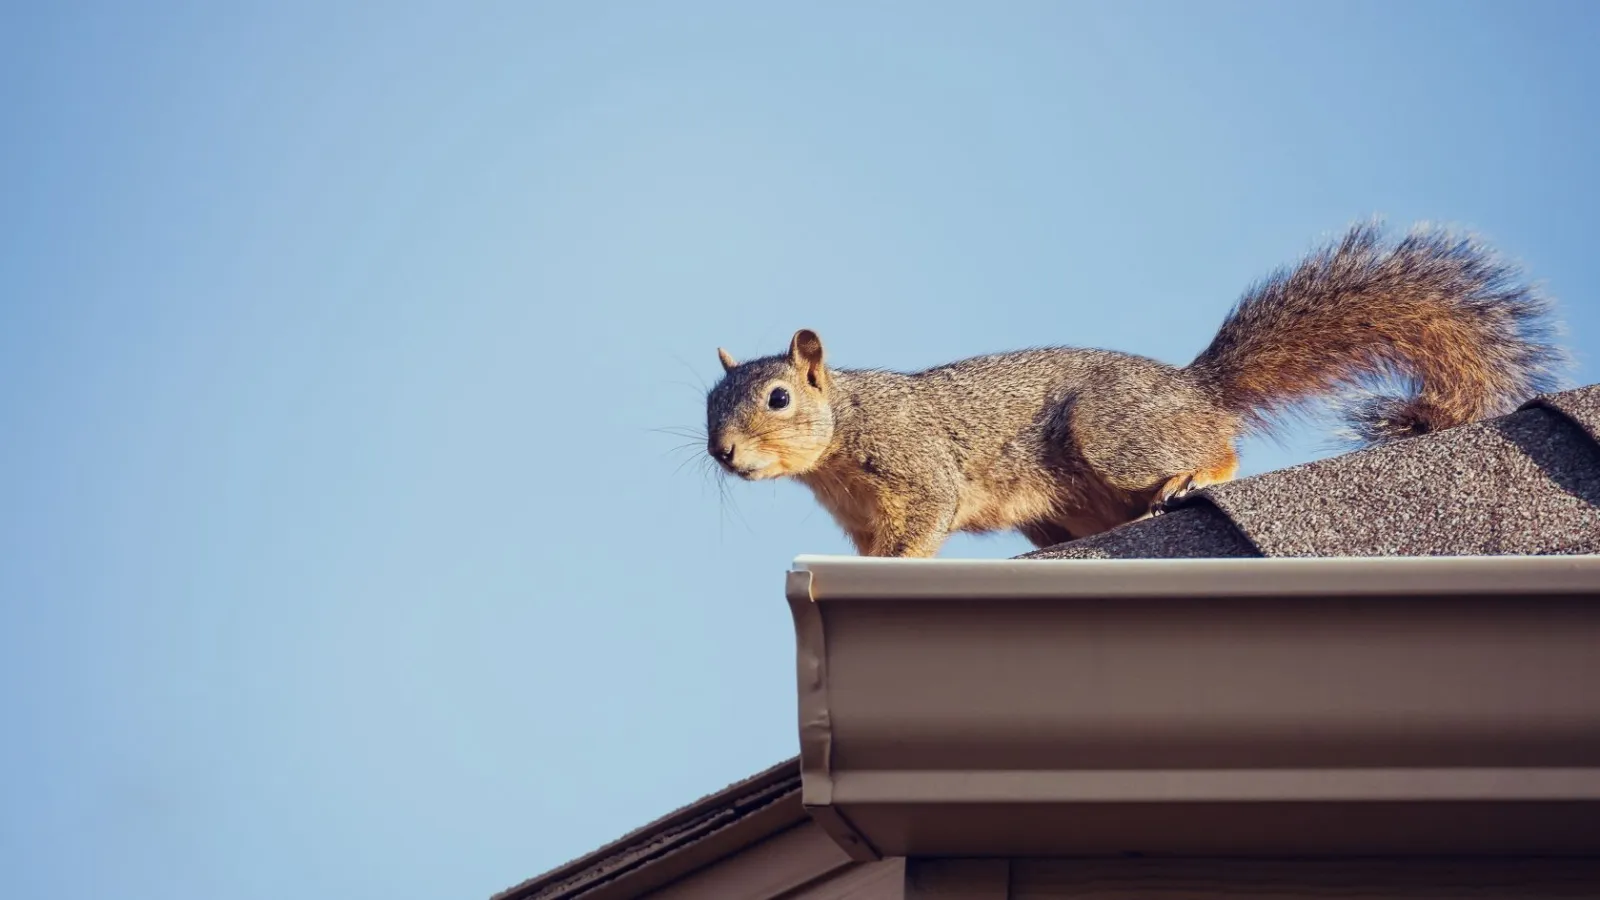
[705,329,836,481]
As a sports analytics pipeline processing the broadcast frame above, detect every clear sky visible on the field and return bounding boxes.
[3,2,1598,898]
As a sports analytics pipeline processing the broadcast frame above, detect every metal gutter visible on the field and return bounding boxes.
[791,554,1600,599]
[786,555,1600,860]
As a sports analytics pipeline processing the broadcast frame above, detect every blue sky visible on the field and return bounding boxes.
[3,2,1598,898]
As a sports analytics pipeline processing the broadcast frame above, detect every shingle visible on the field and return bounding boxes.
[494,759,800,900]
[1019,505,1258,559]
[1021,383,1600,561]
[1204,410,1597,555]
[1524,383,1600,445]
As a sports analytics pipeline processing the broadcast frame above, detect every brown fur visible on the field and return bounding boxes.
[1190,223,1565,442]
[705,223,1567,557]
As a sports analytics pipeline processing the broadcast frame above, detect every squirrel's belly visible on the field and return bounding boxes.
[952,482,1059,534]
[954,473,1140,540]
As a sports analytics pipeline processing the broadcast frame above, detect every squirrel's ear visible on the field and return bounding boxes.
[788,329,828,390]
[717,348,738,372]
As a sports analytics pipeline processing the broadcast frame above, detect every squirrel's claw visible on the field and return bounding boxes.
[1149,472,1197,517]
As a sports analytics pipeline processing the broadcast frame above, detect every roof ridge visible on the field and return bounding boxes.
[1520,383,1600,449]
[1022,381,1600,560]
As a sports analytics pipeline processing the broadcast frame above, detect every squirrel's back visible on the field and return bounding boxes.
[830,347,1190,440]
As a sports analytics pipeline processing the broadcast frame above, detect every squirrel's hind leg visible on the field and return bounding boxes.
[1020,521,1078,549]
[1148,449,1240,517]
[1151,472,1195,515]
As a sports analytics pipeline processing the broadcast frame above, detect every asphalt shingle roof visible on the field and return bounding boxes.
[1021,384,1600,559]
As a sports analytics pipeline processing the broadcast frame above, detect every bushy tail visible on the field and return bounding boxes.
[1187,222,1568,444]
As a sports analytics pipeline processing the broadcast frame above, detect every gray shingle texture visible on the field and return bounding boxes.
[1022,384,1600,560]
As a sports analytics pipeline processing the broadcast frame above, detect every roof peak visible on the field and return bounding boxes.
[1024,382,1600,560]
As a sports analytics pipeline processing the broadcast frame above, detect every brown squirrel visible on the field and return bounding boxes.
[704,223,1567,557]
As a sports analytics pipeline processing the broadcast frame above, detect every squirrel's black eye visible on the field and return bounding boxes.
[767,387,791,410]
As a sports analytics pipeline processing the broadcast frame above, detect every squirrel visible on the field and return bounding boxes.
[703,222,1567,558]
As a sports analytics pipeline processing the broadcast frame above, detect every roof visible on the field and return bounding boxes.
[1024,383,1600,559]
[493,759,802,900]
[496,383,1600,897]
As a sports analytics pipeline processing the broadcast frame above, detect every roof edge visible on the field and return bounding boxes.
[493,757,803,900]
[791,554,1600,600]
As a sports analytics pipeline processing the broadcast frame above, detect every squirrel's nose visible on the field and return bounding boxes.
[713,442,736,465]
